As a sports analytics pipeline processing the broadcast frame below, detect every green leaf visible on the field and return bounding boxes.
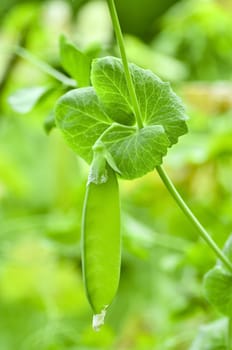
[55,57,188,179]
[190,318,227,350]
[8,86,48,113]
[60,35,91,87]
[91,56,188,144]
[55,87,111,163]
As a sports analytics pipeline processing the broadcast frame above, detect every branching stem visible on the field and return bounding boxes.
[106,0,143,129]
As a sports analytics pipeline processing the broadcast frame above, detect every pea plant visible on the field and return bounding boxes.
[8,0,232,346]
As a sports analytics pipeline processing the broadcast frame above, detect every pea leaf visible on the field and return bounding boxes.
[91,56,188,144]
[190,318,227,350]
[55,57,188,179]
[60,35,91,87]
[55,87,111,163]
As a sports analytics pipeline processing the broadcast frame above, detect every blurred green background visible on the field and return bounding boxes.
[1,0,232,349]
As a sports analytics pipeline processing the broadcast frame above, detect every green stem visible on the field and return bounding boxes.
[156,165,232,273]
[106,0,143,129]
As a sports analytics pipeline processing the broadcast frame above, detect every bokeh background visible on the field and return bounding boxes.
[1,0,232,349]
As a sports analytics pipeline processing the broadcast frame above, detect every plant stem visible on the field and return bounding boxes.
[106,0,143,129]
[156,165,232,273]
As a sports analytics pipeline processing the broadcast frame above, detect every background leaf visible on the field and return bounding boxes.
[8,86,49,113]
[60,35,91,87]
[16,47,77,87]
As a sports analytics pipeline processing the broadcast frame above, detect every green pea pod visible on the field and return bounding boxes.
[81,145,121,331]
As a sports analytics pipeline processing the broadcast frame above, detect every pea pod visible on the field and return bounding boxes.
[81,143,121,331]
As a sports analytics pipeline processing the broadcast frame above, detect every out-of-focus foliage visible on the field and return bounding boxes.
[1,0,232,349]
[153,0,232,80]
[190,318,227,350]
[114,0,180,41]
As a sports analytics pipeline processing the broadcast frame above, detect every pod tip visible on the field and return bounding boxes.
[92,306,108,331]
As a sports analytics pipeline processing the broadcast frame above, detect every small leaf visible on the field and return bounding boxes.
[8,86,48,113]
[204,266,232,317]
[190,318,227,350]
[60,35,91,87]
[55,87,111,163]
